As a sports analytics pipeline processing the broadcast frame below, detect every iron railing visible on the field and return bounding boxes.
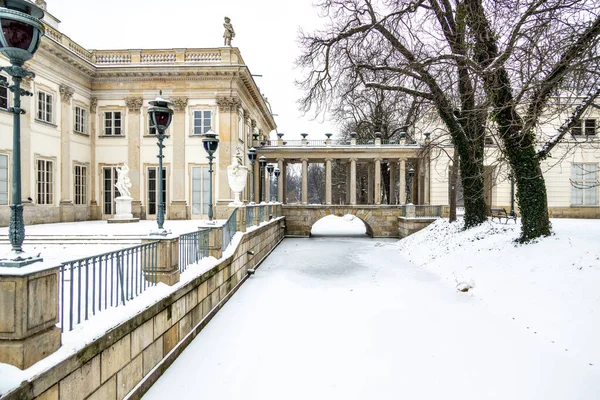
[179,229,210,273]
[59,241,159,332]
[246,206,255,228]
[222,208,237,251]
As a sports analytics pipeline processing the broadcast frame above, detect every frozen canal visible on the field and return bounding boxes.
[143,234,600,400]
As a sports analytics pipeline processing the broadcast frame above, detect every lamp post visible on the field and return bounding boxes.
[407,167,415,204]
[274,167,280,203]
[247,147,257,204]
[259,156,267,203]
[267,163,274,202]
[148,92,174,235]
[0,0,45,266]
[202,130,219,222]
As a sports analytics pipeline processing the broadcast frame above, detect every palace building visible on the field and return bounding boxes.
[0,2,275,227]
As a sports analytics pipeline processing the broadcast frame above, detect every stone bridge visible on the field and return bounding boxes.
[282,205,406,237]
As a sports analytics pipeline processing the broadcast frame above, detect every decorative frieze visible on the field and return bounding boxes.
[125,97,143,113]
[59,85,74,104]
[172,97,188,113]
[216,97,241,113]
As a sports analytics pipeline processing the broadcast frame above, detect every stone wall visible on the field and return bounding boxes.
[398,217,437,238]
[2,218,285,400]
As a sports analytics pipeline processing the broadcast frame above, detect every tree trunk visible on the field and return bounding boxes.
[449,149,459,223]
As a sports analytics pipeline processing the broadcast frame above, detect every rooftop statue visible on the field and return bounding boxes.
[223,16,235,47]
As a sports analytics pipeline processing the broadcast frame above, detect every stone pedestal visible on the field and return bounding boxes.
[0,265,62,369]
[109,196,139,223]
[142,237,180,286]
[233,206,246,233]
[208,227,223,259]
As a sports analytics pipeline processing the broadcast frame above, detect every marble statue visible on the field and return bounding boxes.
[115,164,132,198]
[223,17,235,46]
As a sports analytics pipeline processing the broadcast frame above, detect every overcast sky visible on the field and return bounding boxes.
[47,0,336,139]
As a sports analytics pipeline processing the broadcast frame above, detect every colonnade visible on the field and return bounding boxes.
[252,156,429,206]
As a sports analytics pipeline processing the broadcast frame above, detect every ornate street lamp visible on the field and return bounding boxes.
[148,91,174,235]
[274,167,281,203]
[407,167,415,204]
[247,147,257,204]
[267,163,274,202]
[0,0,45,266]
[258,156,267,203]
[202,130,219,222]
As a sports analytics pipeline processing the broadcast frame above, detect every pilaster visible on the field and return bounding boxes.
[125,97,143,218]
[20,77,32,204]
[90,98,100,219]
[59,85,74,222]
[216,96,241,209]
[170,97,188,219]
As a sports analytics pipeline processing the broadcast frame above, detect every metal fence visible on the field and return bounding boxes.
[59,241,159,332]
[246,206,255,228]
[179,229,210,273]
[222,208,237,251]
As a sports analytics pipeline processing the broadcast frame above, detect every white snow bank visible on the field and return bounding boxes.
[398,218,600,368]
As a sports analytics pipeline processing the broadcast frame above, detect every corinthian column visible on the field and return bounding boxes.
[170,97,188,219]
[125,97,143,217]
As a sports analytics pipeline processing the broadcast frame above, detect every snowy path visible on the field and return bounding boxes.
[142,237,600,400]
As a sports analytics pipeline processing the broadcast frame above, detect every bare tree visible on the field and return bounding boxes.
[297,0,490,229]
[464,0,600,241]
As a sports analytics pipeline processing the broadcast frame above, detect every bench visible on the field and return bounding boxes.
[490,208,517,224]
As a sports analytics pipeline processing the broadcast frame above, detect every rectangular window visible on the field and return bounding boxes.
[191,166,210,215]
[571,163,598,206]
[37,159,53,205]
[584,119,596,136]
[104,111,122,135]
[193,110,212,135]
[0,154,8,205]
[147,167,166,215]
[0,76,8,110]
[74,106,87,134]
[572,119,597,136]
[103,167,118,215]
[74,165,87,205]
[148,114,157,135]
[37,91,53,123]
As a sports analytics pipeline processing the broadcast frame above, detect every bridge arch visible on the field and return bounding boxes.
[282,205,402,238]
[310,212,372,237]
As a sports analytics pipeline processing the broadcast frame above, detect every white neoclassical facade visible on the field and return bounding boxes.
[0,4,275,226]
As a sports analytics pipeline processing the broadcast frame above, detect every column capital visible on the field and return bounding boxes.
[324,157,333,163]
[251,119,257,128]
[374,157,382,162]
[398,157,407,163]
[172,97,188,112]
[276,158,285,163]
[125,97,143,113]
[216,96,241,113]
[301,158,309,163]
[349,157,358,163]
[90,98,98,114]
[59,85,74,104]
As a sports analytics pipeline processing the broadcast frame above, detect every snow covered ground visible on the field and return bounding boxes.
[142,216,600,400]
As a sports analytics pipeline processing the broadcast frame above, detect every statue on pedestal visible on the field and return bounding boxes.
[115,164,131,198]
[223,17,235,46]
